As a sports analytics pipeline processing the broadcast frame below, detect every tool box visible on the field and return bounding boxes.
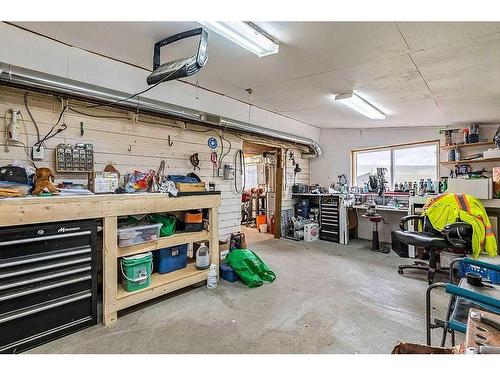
[220,263,239,283]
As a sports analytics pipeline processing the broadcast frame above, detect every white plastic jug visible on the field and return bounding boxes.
[196,242,210,270]
[207,263,218,289]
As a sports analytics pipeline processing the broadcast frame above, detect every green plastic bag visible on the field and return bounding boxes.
[225,249,276,288]
[149,213,176,237]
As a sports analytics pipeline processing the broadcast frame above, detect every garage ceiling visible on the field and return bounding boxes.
[10,21,500,129]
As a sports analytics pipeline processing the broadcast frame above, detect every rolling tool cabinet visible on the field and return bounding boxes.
[320,196,340,242]
[0,220,97,353]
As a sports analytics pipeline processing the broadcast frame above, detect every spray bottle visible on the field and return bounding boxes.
[207,263,218,289]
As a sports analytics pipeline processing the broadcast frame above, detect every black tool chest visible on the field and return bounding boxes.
[0,220,97,353]
[320,196,340,242]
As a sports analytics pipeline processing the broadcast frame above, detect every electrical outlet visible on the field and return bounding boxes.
[32,146,44,160]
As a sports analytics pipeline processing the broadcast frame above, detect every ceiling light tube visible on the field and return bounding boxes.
[199,21,279,57]
[334,92,386,120]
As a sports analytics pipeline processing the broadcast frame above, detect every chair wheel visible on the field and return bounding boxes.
[398,269,403,274]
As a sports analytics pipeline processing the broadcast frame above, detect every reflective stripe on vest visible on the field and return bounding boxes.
[454,193,471,213]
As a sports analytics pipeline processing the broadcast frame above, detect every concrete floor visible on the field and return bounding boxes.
[241,225,275,245]
[29,238,453,354]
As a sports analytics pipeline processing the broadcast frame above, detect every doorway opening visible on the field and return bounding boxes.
[241,141,280,245]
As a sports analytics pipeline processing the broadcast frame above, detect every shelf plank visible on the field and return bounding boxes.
[116,263,208,310]
[117,231,209,257]
[440,157,500,167]
[440,141,494,150]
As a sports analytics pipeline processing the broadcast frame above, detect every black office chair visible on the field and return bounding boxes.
[394,215,472,284]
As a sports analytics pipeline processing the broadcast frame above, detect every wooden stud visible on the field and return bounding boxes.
[103,215,118,326]
[208,206,219,266]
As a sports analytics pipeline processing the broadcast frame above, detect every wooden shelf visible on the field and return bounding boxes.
[116,263,208,310]
[440,141,494,150]
[440,157,500,167]
[118,230,209,257]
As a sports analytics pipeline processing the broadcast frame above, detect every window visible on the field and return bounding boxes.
[352,141,438,187]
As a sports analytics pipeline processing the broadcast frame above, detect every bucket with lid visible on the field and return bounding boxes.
[121,252,153,292]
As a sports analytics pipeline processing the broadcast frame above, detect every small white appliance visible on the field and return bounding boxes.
[447,178,493,199]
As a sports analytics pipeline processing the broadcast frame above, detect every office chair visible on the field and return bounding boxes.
[394,215,473,284]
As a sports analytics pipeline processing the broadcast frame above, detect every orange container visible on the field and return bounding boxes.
[256,215,267,232]
[185,211,203,223]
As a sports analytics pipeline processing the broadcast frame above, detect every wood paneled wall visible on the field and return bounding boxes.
[0,86,310,239]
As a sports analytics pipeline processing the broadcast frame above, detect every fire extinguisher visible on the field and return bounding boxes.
[270,215,276,235]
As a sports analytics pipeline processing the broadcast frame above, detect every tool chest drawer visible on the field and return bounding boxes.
[0,220,97,353]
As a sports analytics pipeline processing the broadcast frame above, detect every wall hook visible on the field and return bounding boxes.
[167,135,173,147]
[128,145,132,152]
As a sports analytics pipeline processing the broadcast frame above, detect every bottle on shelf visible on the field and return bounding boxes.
[196,242,210,270]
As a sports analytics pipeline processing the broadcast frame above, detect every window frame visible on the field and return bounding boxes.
[350,140,440,187]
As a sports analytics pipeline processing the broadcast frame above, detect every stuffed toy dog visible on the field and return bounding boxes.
[31,167,60,195]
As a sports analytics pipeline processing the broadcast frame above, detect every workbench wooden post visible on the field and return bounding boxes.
[103,216,118,325]
[208,206,219,266]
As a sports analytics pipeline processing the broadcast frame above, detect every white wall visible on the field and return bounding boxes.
[310,126,499,187]
[0,23,320,143]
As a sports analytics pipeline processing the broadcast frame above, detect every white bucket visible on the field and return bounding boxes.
[259,224,268,233]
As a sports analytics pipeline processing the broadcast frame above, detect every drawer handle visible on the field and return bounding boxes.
[322,230,338,234]
[0,257,91,280]
[0,246,91,269]
[0,231,91,247]
[0,275,91,302]
[0,291,91,324]
[0,266,91,291]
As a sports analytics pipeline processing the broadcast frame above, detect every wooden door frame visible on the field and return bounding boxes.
[275,148,284,239]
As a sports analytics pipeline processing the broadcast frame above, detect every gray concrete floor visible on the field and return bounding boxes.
[29,238,454,354]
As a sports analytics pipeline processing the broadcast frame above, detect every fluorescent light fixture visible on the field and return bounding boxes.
[199,21,279,57]
[334,91,386,120]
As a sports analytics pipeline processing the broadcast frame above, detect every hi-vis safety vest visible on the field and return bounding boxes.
[422,193,498,259]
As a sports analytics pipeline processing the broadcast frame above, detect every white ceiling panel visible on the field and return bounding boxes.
[8,21,500,129]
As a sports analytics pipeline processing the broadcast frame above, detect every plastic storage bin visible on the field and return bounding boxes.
[121,252,153,292]
[458,256,500,284]
[117,223,162,247]
[154,244,188,274]
[220,263,240,282]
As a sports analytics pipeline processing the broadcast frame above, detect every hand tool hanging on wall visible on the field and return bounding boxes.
[190,153,201,170]
[210,150,218,178]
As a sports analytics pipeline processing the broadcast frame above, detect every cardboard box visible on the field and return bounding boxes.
[175,182,206,192]
[88,172,119,193]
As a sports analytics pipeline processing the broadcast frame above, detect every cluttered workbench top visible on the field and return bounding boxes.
[0,191,221,227]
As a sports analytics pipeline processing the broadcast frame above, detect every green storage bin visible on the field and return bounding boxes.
[120,252,153,292]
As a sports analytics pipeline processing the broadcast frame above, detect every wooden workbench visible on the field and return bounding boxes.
[0,192,221,325]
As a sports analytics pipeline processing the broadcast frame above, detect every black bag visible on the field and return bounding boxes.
[0,166,29,185]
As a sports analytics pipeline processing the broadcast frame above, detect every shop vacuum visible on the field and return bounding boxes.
[147,28,208,85]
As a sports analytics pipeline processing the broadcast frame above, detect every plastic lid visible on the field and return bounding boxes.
[122,252,153,260]
[117,223,162,234]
